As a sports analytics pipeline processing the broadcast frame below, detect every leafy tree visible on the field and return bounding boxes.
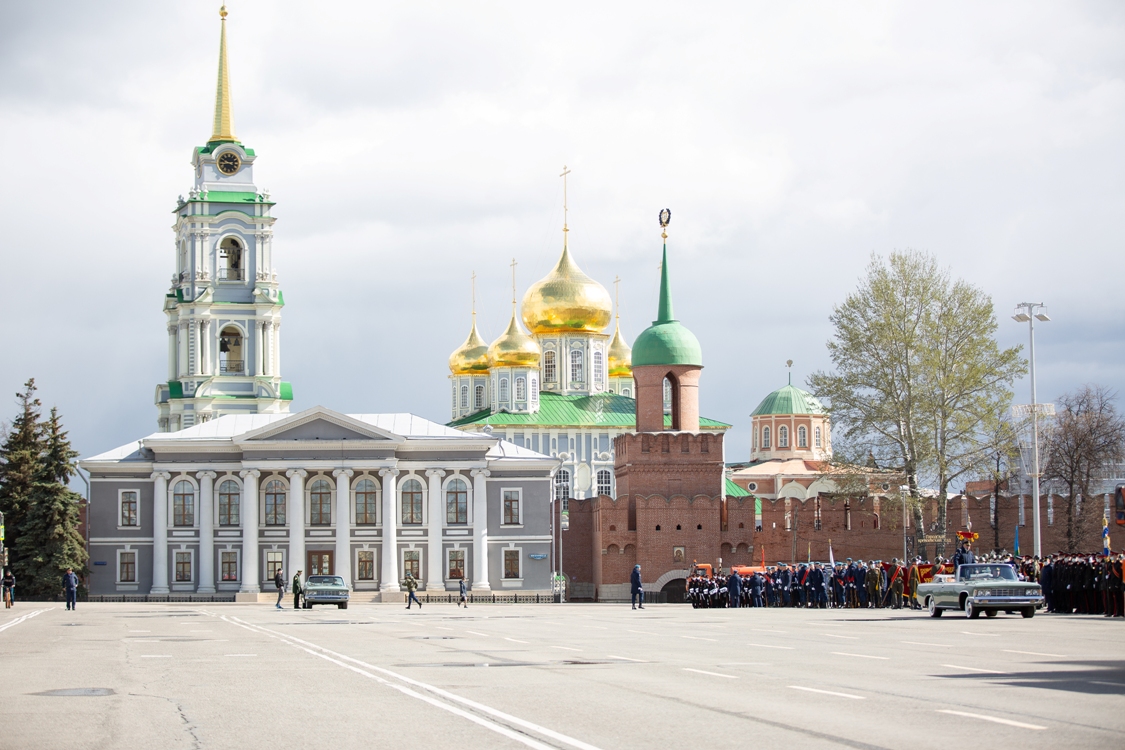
[810,251,1024,558]
[1042,385,1125,553]
[0,380,43,573]
[14,408,88,597]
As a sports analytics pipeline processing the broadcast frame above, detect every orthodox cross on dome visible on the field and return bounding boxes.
[614,275,621,321]
[510,258,518,311]
[560,165,572,241]
[471,270,477,321]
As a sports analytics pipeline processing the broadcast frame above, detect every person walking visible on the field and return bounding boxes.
[458,577,468,608]
[2,569,14,609]
[292,570,303,610]
[62,568,79,611]
[274,568,285,609]
[405,572,422,609]
[630,564,644,610]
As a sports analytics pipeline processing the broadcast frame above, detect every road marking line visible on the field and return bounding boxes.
[788,686,864,700]
[902,641,950,647]
[832,652,889,660]
[943,664,1002,674]
[822,634,858,639]
[466,630,490,638]
[960,631,999,636]
[627,630,657,636]
[223,616,603,750]
[1003,649,1066,658]
[504,637,529,644]
[551,646,581,652]
[936,710,1045,730]
[681,635,717,642]
[606,655,644,662]
[0,608,49,632]
[225,654,257,657]
[683,668,737,679]
[746,643,795,650]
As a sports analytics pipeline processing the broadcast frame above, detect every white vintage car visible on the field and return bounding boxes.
[917,564,1043,619]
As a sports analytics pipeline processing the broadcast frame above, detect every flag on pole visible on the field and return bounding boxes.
[1014,524,1020,556]
[1104,516,1111,555]
[828,540,835,568]
[807,541,811,563]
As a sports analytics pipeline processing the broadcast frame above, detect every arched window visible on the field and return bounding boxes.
[593,351,604,387]
[401,478,423,524]
[597,469,612,497]
[218,479,240,526]
[173,480,195,526]
[446,477,468,524]
[778,425,789,448]
[570,349,583,383]
[798,425,808,448]
[309,478,333,525]
[622,388,631,398]
[219,326,244,374]
[544,351,557,383]
[530,377,539,403]
[264,479,286,525]
[460,385,469,410]
[474,385,485,410]
[815,426,822,448]
[762,426,771,449]
[218,237,243,280]
[663,377,673,414]
[554,469,571,504]
[515,377,526,401]
[499,378,509,402]
[354,478,379,525]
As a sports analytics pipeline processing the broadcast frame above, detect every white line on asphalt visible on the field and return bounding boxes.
[936,710,1045,730]
[223,617,604,750]
[504,637,529,644]
[681,635,717,642]
[1002,649,1066,658]
[832,652,889,660]
[606,655,645,662]
[683,668,738,679]
[902,641,951,647]
[942,664,1002,674]
[960,631,999,636]
[627,630,657,636]
[788,686,864,700]
[746,643,795,650]
[225,654,257,657]
[822,634,859,639]
[551,646,581,652]
[0,608,49,632]
[466,630,491,638]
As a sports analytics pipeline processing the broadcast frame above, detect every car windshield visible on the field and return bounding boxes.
[957,565,1017,582]
[307,576,344,586]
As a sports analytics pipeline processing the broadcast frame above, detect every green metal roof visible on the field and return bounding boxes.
[168,381,184,399]
[751,383,826,416]
[195,143,256,156]
[280,381,294,401]
[725,477,752,497]
[447,391,730,430]
[631,243,703,367]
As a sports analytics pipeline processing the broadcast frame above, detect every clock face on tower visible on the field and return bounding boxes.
[217,152,241,175]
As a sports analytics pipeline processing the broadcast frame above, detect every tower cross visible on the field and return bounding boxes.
[510,258,518,310]
[560,165,571,238]
[471,271,477,321]
[614,275,621,321]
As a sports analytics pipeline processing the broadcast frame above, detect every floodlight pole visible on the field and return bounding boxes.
[1013,302,1049,558]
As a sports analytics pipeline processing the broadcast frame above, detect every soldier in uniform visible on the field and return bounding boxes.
[778,563,792,607]
[887,559,904,609]
[866,561,882,608]
[907,557,922,610]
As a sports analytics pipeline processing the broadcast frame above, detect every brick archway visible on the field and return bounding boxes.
[652,568,692,591]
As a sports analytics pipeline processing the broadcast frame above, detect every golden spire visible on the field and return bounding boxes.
[210,5,237,143]
[449,272,489,375]
[608,275,633,378]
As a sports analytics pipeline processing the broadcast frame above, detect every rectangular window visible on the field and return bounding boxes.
[355,482,379,525]
[357,550,375,580]
[119,551,136,583]
[570,349,583,383]
[503,490,521,525]
[175,551,192,582]
[221,551,238,581]
[266,551,284,579]
[596,470,612,497]
[515,377,526,401]
[503,549,520,579]
[446,483,468,525]
[403,550,421,579]
[448,549,465,580]
[218,481,240,526]
[544,351,556,383]
[120,491,138,527]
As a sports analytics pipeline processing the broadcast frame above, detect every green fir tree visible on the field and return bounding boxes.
[0,380,43,577]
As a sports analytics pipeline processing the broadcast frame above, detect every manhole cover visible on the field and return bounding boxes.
[36,688,115,697]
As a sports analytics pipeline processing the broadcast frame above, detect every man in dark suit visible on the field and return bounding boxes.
[727,569,742,608]
[630,564,644,610]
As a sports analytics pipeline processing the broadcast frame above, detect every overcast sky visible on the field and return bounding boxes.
[1,1,1123,467]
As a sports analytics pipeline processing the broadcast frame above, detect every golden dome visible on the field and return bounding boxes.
[607,321,632,377]
[488,313,542,368]
[521,246,612,334]
[448,319,490,375]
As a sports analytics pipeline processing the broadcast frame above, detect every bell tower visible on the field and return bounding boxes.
[155,5,293,432]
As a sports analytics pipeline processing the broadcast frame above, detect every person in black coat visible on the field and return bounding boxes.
[953,542,976,571]
[1040,559,1054,612]
[630,564,644,610]
[728,571,742,608]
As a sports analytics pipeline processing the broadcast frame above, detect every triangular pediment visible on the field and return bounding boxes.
[235,407,403,444]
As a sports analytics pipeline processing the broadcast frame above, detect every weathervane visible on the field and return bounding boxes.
[786,359,793,385]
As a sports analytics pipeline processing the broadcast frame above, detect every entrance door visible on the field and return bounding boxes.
[307,551,334,576]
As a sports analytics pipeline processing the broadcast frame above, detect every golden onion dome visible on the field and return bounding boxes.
[448,319,491,375]
[521,246,613,334]
[607,321,632,377]
[488,313,542,368]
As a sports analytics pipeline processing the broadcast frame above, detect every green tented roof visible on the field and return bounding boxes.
[725,477,752,497]
[447,391,730,430]
[751,383,826,416]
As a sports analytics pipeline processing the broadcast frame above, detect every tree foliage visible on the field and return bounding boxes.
[810,250,1025,558]
[0,380,43,566]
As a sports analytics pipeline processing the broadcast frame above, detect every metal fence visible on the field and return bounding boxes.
[417,592,560,605]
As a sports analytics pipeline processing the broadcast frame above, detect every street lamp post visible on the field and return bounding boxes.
[1012,302,1051,558]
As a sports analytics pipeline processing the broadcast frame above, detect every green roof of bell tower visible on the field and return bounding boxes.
[632,242,703,367]
[751,379,826,416]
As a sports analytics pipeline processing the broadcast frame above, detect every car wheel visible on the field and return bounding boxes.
[1021,607,1035,619]
[338,602,347,610]
[966,600,980,619]
[985,609,997,618]
[928,597,942,618]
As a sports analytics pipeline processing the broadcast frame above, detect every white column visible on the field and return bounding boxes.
[178,322,188,378]
[192,319,202,376]
[287,470,307,576]
[250,320,260,377]
[240,470,260,592]
[379,469,399,591]
[201,319,212,376]
[425,470,445,591]
[333,469,353,586]
[273,322,282,377]
[471,469,491,591]
[167,324,177,380]
[151,472,171,594]
[262,321,272,377]
[197,471,216,593]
